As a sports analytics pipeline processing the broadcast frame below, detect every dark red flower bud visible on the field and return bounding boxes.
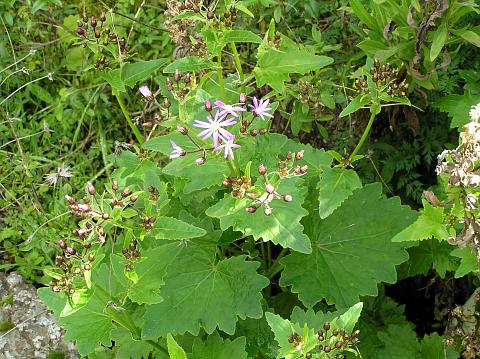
[205,99,212,112]
[324,322,331,331]
[177,125,188,135]
[99,11,106,22]
[250,129,258,136]
[259,128,266,135]
[66,247,76,255]
[91,16,97,28]
[59,240,67,249]
[300,165,308,174]
[246,206,257,213]
[295,150,305,161]
[121,188,130,198]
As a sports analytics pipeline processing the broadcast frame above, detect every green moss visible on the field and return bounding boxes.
[0,321,14,332]
[47,352,65,359]
[0,295,13,306]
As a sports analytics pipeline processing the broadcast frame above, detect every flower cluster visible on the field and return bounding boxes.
[436,103,480,187]
[168,94,274,163]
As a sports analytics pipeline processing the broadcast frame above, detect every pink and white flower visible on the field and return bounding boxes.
[249,97,274,120]
[193,111,237,148]
[215,135,240,160]
[169,140,185,159]
[214,100,246,118]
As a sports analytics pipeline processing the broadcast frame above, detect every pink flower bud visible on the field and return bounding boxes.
[246,206,257,213]
[77,203,90,212]
[300,165,308,174]
[284,194,293,202]
[87,182,96,195]
[65,195,76,205]
[205,99,212,112]
[177,125,188,135]
[195,157,206,165]
[265,184,275,194]
[66,247,76,255]
[239,93,246,103]
[258,164,267,175]
[295,150,305,161]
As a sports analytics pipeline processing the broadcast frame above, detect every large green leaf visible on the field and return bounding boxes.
[190,332,248,359]
[162,155,230,194]
[121,59,167,87]
[280,184,417,307]
[142,242,268,337]
[151,216,207,240]
[254,46,333,93]
[206,177,312,253]
[434,93,479,128]
[392,201,448,242]
[163,56,216,73]
[110,242,185,304]
[375,325,458,358]
[39,287,114,355]
[451,247,479,278]
[405,238,458,278]
[317,168,362,219]
[111,327,155,359]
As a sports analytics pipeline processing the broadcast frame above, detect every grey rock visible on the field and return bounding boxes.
[0,272,79,359]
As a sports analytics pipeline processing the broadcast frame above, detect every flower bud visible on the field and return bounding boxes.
[324,346,331,353]
[68,288,75,295]
[174,69,181,82]
[130,194,139,202]
[259,128,266,135]
[300,165,308,174]
[84,242,92,249]
[223,178,233,187]
[52,286,61,292]
[166,78,173,91]
[265,184,275,194]
[97,226,104,235]
[177,125,188,135]
[87,182,96,195]
[246,206,257,213]
[323,322,331,331]
[77,203,90,212]
[163,97,171,108]
[284,194,293,202]
[95,30,100,38]
[258,164,267,175]
[250,129,258,136]
[239,93,246,103]
[82,14,88,23]
[65,195,76,205]
[59,239,67,249]
[66,247,76,255]
[99,11,106,22]
[112,180,118,191]
[121,187,130,198]
[205,99,212,112]
[102,213,110,220]
[264,207,272,216]
[195,157,206,165]
[84,263,91,271]
[207,10,215,19]
[76,27,85,36]
[91,16,97,28]
[295,150,305,161]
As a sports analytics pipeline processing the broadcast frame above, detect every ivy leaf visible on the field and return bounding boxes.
[254,45,333,93]
[451,247,479,278]
[206,177,312,254]
[392,201,448,242]
[151,216,207,240]
[317,168,362,219]
[162,155,230,194]
[190,332,248,359]
[143,242,268,337]
[280,184,417,307]
[167,334,188,359]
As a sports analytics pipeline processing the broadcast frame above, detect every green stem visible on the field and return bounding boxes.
[349,106,378,161]
[230,42,244,93]
[114,91,144,145]
[266,248,288,279]
[146,340,169,355]
[217,47,226,102]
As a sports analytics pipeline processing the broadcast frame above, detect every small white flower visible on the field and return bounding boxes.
[469,103,480,122]
[139,85,154,101]
[43,166,73,188]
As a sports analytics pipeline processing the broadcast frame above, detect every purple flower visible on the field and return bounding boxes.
[214,100,246,118]
[249,97,274,120]
[139,85,154,101]
[193,111,236,148]
[169,140,185,159]
[215,135,240,160]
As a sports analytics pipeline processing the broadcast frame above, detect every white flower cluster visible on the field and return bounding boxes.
[436,103,480,187]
